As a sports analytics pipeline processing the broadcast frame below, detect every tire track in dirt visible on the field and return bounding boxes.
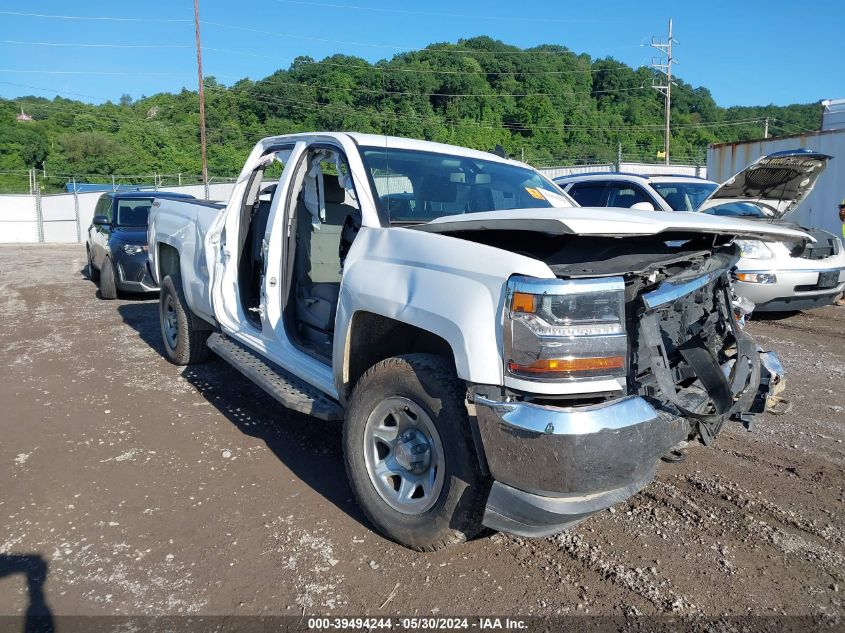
[641,474,845,595]
[678,473,845,577]
[547,531,704,616]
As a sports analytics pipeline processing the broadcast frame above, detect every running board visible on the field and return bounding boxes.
[206,333,344,421]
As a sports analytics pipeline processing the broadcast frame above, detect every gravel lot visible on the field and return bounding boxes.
[1,244,844,622]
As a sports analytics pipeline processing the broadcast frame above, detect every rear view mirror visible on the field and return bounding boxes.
[630,202,656,211]
[92,215,110,226]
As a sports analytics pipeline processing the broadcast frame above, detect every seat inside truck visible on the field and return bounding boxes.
[289,152,361,355]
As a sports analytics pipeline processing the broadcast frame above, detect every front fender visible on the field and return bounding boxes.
[333,226,554,395]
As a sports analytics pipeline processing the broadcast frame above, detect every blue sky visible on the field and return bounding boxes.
[0,0,842,107]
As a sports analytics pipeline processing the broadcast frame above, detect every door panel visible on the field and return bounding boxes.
[210,142,304,337]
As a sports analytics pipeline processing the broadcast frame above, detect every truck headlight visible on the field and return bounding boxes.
[735,239,773,259]
[123,244,148,255]
[505,276,627,381]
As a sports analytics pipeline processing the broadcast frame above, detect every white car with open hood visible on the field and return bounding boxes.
[697,150,845,312]
[148,133,804,550]
[555,150,845,312]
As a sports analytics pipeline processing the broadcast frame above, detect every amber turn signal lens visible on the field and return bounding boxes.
[511,292,537,313]
[508,356,625,376]
[734,272,776,284]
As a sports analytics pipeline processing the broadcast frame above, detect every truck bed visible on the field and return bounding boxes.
[149,197,225,325]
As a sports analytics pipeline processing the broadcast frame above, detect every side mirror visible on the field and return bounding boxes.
[630,201,656,211]
[92,215,110,226]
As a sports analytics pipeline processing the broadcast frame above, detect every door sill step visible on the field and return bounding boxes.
[207,333,344,421]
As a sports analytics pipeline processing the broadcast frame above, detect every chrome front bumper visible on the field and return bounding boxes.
[474,395,689,537]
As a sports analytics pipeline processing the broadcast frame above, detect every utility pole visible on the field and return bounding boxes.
[193,0,209,190]
[763,117,769,139]
[650,19,677,165]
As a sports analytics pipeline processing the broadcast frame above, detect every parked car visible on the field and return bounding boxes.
[554,151,845,312]
[697,151,845,312]
[554,171,716,212]
[85,191,195,299]
[148,133,803,550]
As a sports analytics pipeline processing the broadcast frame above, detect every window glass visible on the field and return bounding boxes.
[360,147,573,222]
[700,202,769,218]
[114,198,153,227]
[606,183,652,209]
[567,183,607,207]
[651,182,718,211]
[94,196,111,220]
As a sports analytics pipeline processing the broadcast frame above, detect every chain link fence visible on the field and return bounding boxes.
[0,161,707,244]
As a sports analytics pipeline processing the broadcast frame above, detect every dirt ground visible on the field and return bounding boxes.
[1,244,843,622]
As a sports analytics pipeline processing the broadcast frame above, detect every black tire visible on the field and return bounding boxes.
[86,248,100,282]
[343,354,488,551]
[159,273,210,365]
[99,257,118,300]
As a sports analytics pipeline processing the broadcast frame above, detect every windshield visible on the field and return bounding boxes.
[115,198,153,226]
[360,147,574,222]
[651,182,718,211]
[700,201,770,219]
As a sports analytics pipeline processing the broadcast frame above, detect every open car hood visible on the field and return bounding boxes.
[414,206,813,243]
[697,149,831,218]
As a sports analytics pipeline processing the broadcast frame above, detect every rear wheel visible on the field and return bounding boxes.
[98,257,117,300]
[159,273,210,365]
[343,354,488,551]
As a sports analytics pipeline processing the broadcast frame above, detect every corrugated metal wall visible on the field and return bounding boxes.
[707,129,845,236]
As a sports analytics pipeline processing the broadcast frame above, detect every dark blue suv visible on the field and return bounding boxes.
[85,191,195,299]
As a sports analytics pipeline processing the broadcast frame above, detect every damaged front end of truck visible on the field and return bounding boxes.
[416,210,800,536]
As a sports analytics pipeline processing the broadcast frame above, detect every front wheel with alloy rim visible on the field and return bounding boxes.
[343,354,488,551]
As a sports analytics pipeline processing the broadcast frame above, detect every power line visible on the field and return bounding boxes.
[0,69,193,76]
[0,38,644,79]
[217,83,767,131]
[201,20,639,57]
[0,80,113,102]
[5,78,770,137]
[0,39,192,49]
[0,66,647,98]
[0,9,646,62]
[210,71,650,99]
[0,10,191,22]
[273,0,638,24]
[6,42,630,79]
[203,47,630,77]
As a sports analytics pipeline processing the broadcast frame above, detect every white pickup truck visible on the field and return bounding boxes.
[149,133,805,551]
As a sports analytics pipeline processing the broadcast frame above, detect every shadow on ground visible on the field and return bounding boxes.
[116,302,368,531]
[750,310,802,321]
[0,554,53,633]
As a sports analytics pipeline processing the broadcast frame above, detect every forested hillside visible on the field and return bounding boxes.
[0,36,821,193]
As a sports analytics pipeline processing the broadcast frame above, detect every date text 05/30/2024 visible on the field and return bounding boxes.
[307,617,528,630]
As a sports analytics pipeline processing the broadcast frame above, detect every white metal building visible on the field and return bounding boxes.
[708,102,845,237]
